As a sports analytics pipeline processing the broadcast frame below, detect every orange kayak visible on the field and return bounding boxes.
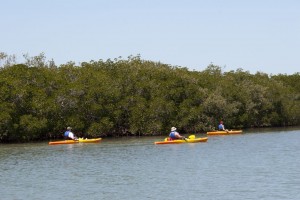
[155,136,208,145]
[49,138,102,145]
[206,130,242,135]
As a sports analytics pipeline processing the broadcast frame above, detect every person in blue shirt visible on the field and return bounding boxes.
[64,127,78,140]
[218,121,225,130]
[218,121,228,131]
[169,127,185,140]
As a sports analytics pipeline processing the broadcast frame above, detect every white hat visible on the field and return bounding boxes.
[171,127,177,131]
[67,127,72,130]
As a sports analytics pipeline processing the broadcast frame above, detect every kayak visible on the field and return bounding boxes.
[49,138,102,145]
[154,135,208,145]
[48,138,102,145]
[206,130,243,135]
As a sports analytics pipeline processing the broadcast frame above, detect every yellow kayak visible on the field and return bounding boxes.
[206,130,243,135]
[78,138,102,143]
[154,135,208,145]
[49,138,102,145]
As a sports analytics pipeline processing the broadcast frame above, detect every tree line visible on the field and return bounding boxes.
[0,52,299,142]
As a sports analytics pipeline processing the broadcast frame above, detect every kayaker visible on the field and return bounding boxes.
[64,127,78,140]
[218,121,225,130]
[169,127,185,140]
[218,121,228,131]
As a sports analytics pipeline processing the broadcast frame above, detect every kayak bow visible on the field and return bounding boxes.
[78,138,102,143]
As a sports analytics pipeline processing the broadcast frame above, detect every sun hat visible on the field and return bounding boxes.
[171,127,177,131]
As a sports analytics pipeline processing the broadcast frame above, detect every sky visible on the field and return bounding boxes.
[1,0,300,75]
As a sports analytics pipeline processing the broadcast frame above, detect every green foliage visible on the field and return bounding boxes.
[0,52,299,142]
[19,115,48,140]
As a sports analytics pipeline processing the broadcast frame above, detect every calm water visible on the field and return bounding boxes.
[1,128,300,200]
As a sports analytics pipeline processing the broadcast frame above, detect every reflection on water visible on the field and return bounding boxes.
[1,128,300,200]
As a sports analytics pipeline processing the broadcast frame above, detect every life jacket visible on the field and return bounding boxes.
[64,131,70,137]
[169,131,177,139]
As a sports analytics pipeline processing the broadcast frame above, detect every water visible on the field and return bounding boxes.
[1,128,300,200]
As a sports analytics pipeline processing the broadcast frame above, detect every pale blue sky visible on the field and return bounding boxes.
[1,0,300,75]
